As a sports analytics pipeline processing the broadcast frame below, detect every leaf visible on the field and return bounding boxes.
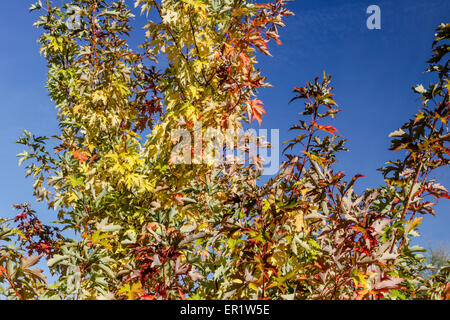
[281,293,295,300]
[312,120,339,137]
[188,269,204,282]
[98,264,115,279]
[69,175,85,188]
[151,254,162,267]
[48,255,69,268]
[388,128,406,138]
[406,217,422,232]
[375,277,404,290]
[91,230,115,251]
[6,260,14,278]
[27,268,47,283]
[244,269,257,282]
[180,223,197,234]
[174,257,190,275]
[73,150,89,164]
[92,90,107,105]
[294,214,307,233]
[96,219,122,233]
[118,282,145,300]
[247,99,266,126]
[413,84,427,94]
[21,255,41,269]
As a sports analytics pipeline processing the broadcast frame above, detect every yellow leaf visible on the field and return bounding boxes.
[249,283,259,291]
[300,188,311,198]
[407,217,422,232]
[73,104,82,114]
[92,90,107,105]
[294,214,307,233]
[118,282,144,300]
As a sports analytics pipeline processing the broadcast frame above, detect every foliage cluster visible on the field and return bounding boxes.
[1,0,449,300]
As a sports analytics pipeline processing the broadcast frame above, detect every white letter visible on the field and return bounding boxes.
[170,128,191,165]
[203,127,224,166]
[193,121,203,164]
[259,129,280,176]
[366,5,381,30]
[225,305,231,315]
[264,305,270,315]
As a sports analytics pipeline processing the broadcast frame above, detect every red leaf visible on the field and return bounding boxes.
[440,192,450,200]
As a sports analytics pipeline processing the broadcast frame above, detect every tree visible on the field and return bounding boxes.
[425,241,450,272]
[0,1,448,300]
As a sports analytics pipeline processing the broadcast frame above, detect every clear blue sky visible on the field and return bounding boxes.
[0,0,448,248]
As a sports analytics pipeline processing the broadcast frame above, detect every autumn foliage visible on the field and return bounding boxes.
[0,0,449,300]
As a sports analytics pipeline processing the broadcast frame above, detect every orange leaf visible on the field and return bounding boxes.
[239,52,250,69]
[178,289,186,300]
[248,99,266,126]
[73,150,88,164]
[312,121,339,137]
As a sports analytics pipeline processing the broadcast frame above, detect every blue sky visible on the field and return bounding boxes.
[0,0,448,249]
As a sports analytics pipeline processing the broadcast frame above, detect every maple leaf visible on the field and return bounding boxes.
[118,282,145,300]
[252,37,271,56]
[312,121,339,137]
[239,52,250,70]
[248,99,266,126]
[73,150,89,164]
